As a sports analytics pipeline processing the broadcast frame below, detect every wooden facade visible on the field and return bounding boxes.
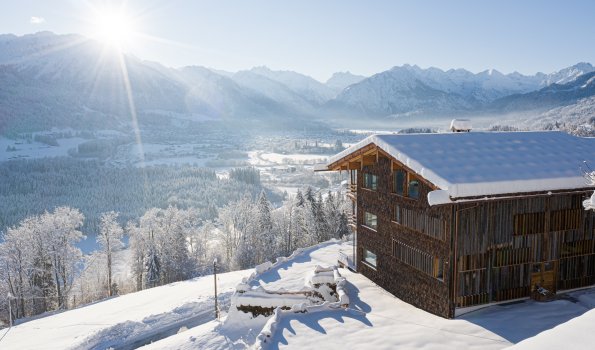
[328,143,595,318]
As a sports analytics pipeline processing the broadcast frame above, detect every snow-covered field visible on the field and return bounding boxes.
[0,136,87,161]
[1,241,593,350]
[248,151,328,166]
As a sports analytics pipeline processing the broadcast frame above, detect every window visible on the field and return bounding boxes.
[364,212,378,230]
[363,249,377,267]
[363,173,378,190]
[393,170,406,195]
[394,204,401,224]
[408,180,420,199]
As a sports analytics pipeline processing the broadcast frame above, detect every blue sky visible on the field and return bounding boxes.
[1,0,594,81]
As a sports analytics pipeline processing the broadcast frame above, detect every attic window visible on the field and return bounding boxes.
[408,180,420,199]
[393,169,406,195]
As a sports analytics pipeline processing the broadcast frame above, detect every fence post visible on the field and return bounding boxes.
[213,258,219,320]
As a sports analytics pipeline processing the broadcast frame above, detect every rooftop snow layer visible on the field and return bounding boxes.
[328,131,595,198]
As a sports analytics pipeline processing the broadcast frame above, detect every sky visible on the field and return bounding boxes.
[1,0,594,81]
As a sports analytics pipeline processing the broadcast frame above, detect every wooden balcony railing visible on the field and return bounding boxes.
[348,214,357,228]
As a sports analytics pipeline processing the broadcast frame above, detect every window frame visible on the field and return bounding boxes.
[363,172,378,191]
[363,211,378,231]
[363,249,378,268]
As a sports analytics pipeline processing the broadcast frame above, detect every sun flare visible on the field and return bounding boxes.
[93,9,135,47]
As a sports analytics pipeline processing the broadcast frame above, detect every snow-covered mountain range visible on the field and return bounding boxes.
[331,63,595,116]
[1,31,594,133]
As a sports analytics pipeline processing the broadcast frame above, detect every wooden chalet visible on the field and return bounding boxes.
[324,131,595,318]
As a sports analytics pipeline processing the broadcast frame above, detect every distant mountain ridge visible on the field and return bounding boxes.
[490,70,595,112]
[0,31,594,133]
[330,63,595,116]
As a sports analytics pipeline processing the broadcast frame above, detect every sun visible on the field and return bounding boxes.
[92,9,136,47]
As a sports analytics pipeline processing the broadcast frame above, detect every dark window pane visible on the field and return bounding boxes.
[394,170,405,195]
[408,180,420,199]
[364,173,378,190]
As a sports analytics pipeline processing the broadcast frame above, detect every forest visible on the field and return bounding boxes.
[0,162,350,323]
[0,157,280,237]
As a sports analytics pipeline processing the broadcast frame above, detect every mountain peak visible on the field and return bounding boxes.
[571,62,594,70]
[326,71,366,91]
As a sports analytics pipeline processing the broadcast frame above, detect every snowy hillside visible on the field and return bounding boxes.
[2,240,593,350]
[506,96,595,136]
[491,71,595,112]
[0,267,249,349]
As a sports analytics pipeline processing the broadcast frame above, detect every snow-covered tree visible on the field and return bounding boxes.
[97,211,124,297]
[145,245,160,289]
[127,206,203,289]
[189,221,212,274]
[219,197,255,270]
[255,191,275,263]
[38,207,85,309]
[0,207,84,318]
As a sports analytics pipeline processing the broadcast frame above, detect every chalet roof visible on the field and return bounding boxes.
[327,131,595,200]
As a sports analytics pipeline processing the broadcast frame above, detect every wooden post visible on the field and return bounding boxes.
[213,259,219,320]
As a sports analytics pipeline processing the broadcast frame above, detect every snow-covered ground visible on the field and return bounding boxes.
[0,136,87,161]
[0,269,249,350]
[508,307,595,349]
[1,241,593,350]
[248,151,328,166]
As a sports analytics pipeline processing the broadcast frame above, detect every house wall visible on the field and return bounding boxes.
[355,156,454,318]
[454,191,595,308]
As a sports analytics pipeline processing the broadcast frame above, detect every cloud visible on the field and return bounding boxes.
[30,16,45,24]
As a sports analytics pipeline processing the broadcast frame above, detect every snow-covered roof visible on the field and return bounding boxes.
[328,131,595,199]
[450,119,472,131]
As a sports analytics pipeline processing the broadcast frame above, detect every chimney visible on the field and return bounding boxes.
[450,119,472,132]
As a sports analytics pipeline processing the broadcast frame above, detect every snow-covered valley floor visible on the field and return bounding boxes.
[1,240,594,350]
